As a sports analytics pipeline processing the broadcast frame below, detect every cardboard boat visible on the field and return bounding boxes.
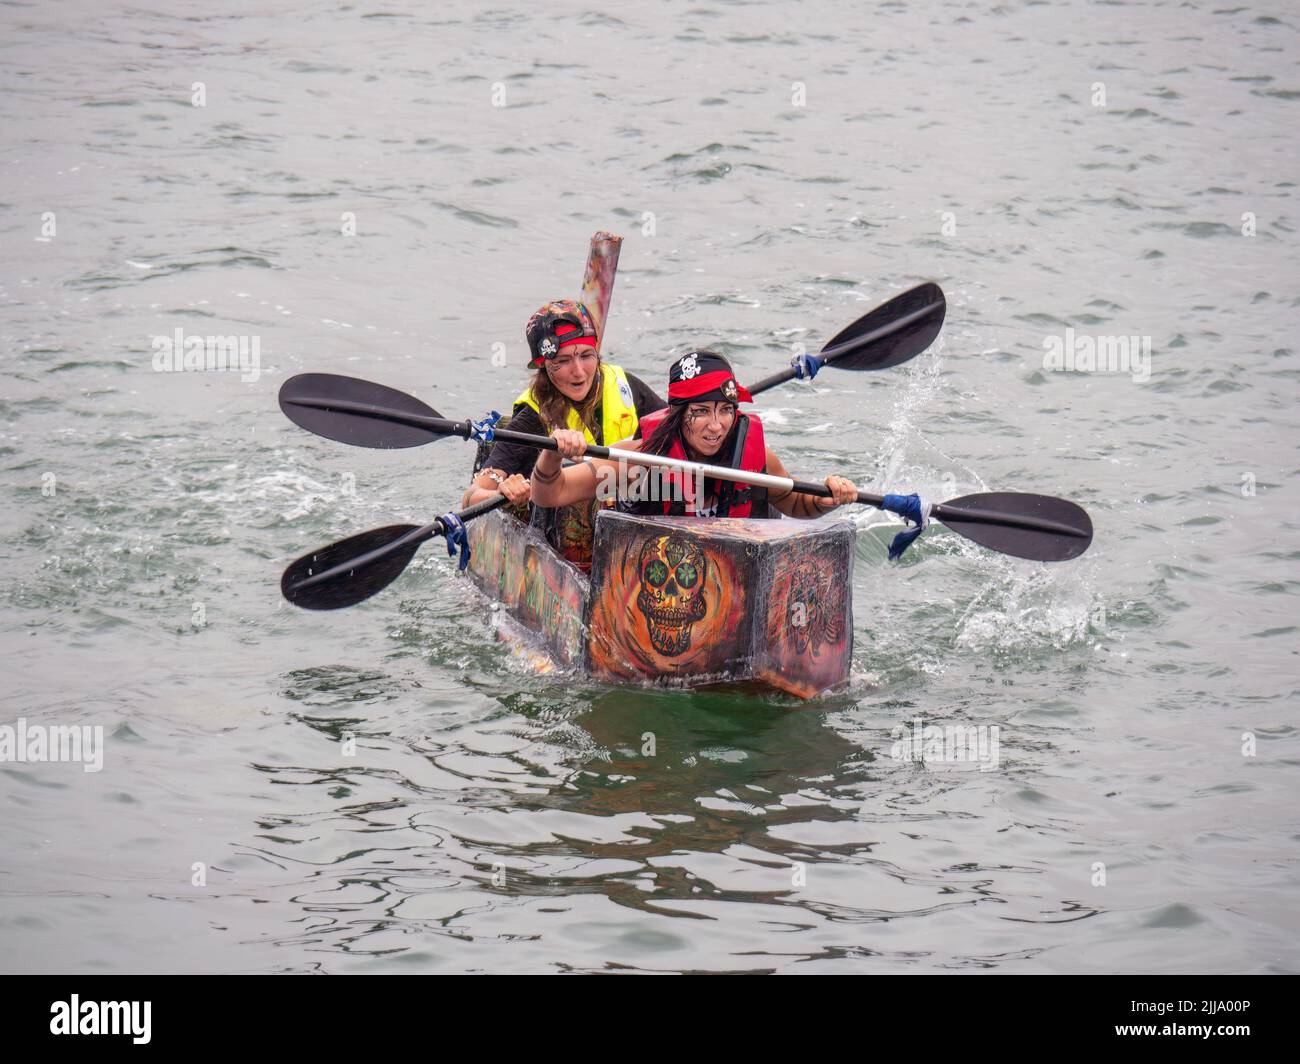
[465,232,853,697]
[465,506,854,698]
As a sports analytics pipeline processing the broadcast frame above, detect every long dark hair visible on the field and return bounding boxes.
[530,360,603,436]
[641,403,743,513]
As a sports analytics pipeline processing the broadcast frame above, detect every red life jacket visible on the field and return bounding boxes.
[633,409,769,518]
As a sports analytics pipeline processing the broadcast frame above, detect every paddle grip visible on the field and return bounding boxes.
[486,426,623,465]
[445,492,511,527]
[788,478,885,507]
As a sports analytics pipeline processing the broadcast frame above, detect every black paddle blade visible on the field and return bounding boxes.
[279,373,446,449]
[822,282,946,371]
[933,492,1093,562]
[282,524,427,610]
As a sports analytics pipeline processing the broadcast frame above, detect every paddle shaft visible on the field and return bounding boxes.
[554,437,1086,540]
[746,300,942,396]
[282,394,1088,542]
[288,493,508,592]
[278,395,855,498]
[282,396,1085,540]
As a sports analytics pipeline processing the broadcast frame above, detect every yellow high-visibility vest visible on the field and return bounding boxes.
[514,363,639,445]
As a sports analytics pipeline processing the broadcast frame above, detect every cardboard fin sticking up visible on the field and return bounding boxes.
[580,231,622,349]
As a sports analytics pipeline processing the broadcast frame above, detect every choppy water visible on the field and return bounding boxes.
[1,0,1297,973]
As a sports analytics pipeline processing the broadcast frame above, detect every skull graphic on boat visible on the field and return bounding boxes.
[785,559,845,657]
[636,532,708,656]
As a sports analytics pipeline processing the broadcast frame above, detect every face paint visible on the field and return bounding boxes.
[682,403,736,457]
[686,403,735,422]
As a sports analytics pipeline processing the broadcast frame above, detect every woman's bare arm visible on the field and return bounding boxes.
[530,460,600,508]
[530,435,644,508]
[764,447,856,518]
[462,469,530,509]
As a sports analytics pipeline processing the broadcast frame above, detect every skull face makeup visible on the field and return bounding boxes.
[786,559,845,657]
[635,532,709,656]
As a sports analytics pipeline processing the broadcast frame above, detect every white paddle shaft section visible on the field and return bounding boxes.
[596,444,797,494]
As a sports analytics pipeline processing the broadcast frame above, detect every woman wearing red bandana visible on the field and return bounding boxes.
[462,299,665,569]
[529,351,859,518]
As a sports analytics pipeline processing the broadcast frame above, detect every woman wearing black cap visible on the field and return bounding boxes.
[529,351,859,518]
[461,298,665,568]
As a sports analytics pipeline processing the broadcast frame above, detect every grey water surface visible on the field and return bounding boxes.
[1,0,1297,973]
